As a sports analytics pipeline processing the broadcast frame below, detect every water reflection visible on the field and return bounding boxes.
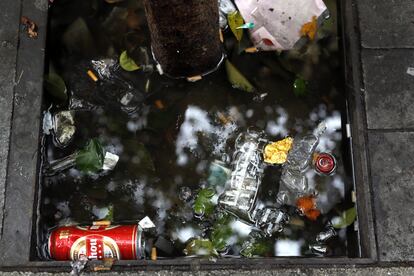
[39,0,355,259]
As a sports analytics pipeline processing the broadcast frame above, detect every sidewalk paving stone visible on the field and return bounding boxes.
[369,131,414,261]
[358,0,414,48]
[362,49,414,129]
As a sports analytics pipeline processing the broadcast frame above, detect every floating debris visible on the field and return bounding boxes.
[187,75,203,82]
[151,247,157,261]
[225,60,255,93]
[234,0,328,51]
[53,111,76,147]
[263,137,294,165]
[87,70,99,82]
[21,16,38,38]
[119,50,140,72]
[228,11,244,41]
[102,152,120,171]
[237,23,255,30]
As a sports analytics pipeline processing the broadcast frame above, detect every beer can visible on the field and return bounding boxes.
[314,152,337,176]
[47,224,145,261]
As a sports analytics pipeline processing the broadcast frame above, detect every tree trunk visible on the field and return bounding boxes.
[143,0,223,78]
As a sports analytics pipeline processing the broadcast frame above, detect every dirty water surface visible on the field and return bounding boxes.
[36,0,359,261]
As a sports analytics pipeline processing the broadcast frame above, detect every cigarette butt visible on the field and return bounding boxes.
[245,47,258,53]
[155,100,164,109]
[187,75,202,82]
[219,29,224,43]
[151,247,157,261]
[87,70,98,82]
[93,220,111,226]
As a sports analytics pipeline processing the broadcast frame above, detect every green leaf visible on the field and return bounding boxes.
[332,207,357,229]
[228,11,244,41]
[193,188,215,217]
[134,142,155,172]
[44,73,68,102]
[293,77,307,96]
[103,204,114,221]
[240,239,272,257]
[119,50,140,71]
[184,238,218,257]
[211,214,234,251]
[75,139,105,173]
[225,60,255,93]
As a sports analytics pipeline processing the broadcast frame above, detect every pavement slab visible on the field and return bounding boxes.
[1,267,414,276]
[358,0,414,48]
[362,49,414,129]
[0,0,22,239]
[369,132,414,262]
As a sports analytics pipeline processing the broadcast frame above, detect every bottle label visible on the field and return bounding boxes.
[70,235,120,260]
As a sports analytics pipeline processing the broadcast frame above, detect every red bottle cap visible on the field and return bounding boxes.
[314,153,336,175]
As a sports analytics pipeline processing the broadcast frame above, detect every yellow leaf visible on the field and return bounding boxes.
[228,11,244,41]
[300,16,318,40]
[225,60,255,93]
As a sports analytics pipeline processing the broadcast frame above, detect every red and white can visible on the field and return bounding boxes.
[314,152,337,176]
[48,224,145,261]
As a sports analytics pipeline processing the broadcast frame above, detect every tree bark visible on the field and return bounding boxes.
[143,0,223,78]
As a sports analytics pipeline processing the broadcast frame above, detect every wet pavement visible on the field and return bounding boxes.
[1,0,414,273]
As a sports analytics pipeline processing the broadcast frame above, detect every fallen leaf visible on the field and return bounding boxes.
[21,16,38,38]
[44,73,68,102]
[228,11,244,41]
[300,16,318,40]
[193,188,215,217]
[119,50,140,71]
[184,238,218,257]
[332,207,357,229]
[75,139,105,173]
[293,77,307,96]
[225,60,255,93]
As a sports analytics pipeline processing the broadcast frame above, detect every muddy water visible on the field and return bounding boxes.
[37,0,358,259]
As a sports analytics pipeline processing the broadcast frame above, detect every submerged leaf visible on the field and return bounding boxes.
[228,11,244,41]
[119,50,140,71]
[75,139,105,173]
[240,237,272,257]
[184,238,218,257]
[225,60,255,93]
[193,188,215,217]
[332,207,357,229]
[293,77,307,96]
[134,143,155,172]
[103,204,114,221]
[211,214,234,251]
[44,73,68,102]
